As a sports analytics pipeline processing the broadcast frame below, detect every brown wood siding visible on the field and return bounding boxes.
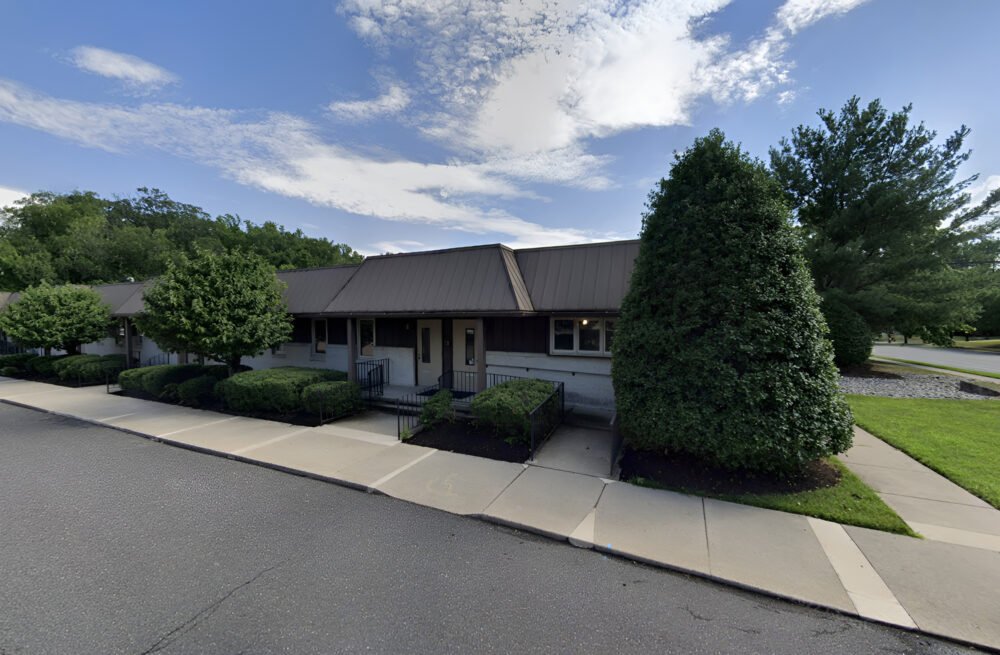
[376,318,417,348]
[485,317,549,353]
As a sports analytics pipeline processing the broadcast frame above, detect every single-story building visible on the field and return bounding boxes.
[5,239,640,411]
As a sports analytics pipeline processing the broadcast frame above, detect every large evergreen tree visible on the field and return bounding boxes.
[135,249,292,372]
[770,97,1000,347]
[612,130,853,474]
[0,283,111,355]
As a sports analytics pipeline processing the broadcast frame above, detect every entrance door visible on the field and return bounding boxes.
[416,319,442,387]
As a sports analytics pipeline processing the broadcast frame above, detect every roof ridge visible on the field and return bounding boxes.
[514,238,639,254]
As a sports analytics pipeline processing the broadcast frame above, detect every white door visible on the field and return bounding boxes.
[416,319,442,387]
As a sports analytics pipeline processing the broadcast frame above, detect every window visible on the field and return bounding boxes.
[550,317,615,356]
[313,319,327,354]
[421,327,431,363]
[465,327,476,366]
[358,319,375,357]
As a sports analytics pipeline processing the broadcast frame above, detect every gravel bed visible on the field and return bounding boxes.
[839,371,994,400]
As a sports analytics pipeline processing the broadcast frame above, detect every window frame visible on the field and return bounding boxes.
[548,317,614,357]
[312,318,327,355]
[357,318,376,358]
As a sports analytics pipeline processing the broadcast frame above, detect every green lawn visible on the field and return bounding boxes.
[951,338,1000,352]
[848,394,1000,509]
[632,458,916,536]
[877,356,1000,380]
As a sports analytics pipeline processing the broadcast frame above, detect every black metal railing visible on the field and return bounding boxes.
[528,381,566,458]
[437,369,478,398]
[356,358,390,402]
[396,387,436,439]
[142,352,171,367]
[0,341,27,355]
[487,372,522,388]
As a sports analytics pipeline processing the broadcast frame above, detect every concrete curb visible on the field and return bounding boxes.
[3,395,997,654]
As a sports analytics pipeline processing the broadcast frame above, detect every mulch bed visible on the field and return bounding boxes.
[619,446,841,496]
[113,390,328,427]
[839,363,903,379]
[408,419,529,463]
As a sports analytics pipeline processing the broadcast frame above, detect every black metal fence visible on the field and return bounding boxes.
[0,341,27,356]
[142,352,171,367]
[528,381,566,458]
[356,358,390,402]
[396,388,435,439]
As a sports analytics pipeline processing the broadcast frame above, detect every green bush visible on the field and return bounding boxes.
[217,367,346,414]
[26,355,66,377]
[53,354,121,383]
[140,364,206,398]
[822,298,872,368]
[0,353,38,369]
[611,130,853,474]
[420,389,455,427]
[302,381,362,418]
[178,375,219,407]
[1,366,19,377]
[471,379,555,443]
[118,367,151,392]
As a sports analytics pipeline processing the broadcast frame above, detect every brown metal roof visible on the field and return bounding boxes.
[276,265,359,314]
[325,245,534,315]
[515,240,640,312]
[92,282,146,315]
[113,283,151,317]
[0,291,12,311]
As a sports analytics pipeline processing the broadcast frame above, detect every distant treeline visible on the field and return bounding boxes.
[0,187,362,290]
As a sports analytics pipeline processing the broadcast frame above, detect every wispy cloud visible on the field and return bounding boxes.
[328,83,410,121]
[69,46,178,92]
[0,184,28,208]
[370,239,426,254]
[968,174,1000,208]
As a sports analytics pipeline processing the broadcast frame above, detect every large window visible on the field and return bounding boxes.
[550,317,615,356]
[313,319,327,354]
[358,319,375,357]
[465,327,476,366]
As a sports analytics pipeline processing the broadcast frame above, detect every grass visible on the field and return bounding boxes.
[950,338,1000,352]
[631,458,917,536]
[848,394,1000,509]
[877,356,1000,380]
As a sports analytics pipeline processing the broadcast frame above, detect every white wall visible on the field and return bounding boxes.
[369,346,415,387]
[81,338,126,357]
[244,343,349,373]
[486,350,615,411]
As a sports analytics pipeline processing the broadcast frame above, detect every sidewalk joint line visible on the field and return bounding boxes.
[159,416,239,438]
[231,427,313,456]
[369,449,438,490]
[98,412,138,422]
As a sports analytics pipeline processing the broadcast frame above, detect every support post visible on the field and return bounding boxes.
[346,318,357,383]
[475,317,486,392]
[123,317,134,369]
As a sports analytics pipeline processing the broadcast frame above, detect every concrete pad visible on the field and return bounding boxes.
[483,466,606,538]
[592,482,709,574]
[840,428,929,473]
[847,525,1000,649]
[807,518,916,627]
[531,426,615,477]
[6,388,149,421]
[328,411,399,437]
[0,381,63,398]
[166,417,307,454]
[243,431,388,479]
[330,442,436,488]
[847,462,991,508]
[907,522,1000,552]
[376,450,525,516]
[704,499,854,612]
[311,423,398,446]
[879,493,1000,537]
[105,406,236,437]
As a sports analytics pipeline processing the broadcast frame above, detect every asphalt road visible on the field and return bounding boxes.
[874,344,1000,374]
[0,403,974,655]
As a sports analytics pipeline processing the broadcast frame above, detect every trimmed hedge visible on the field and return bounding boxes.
[217,367,347,414]
[178,375,219,407]
[822,298,873,368]
[26,355,66,377]
[0,353,38,370]
[471,379,555,443]
[140,364,206,398]
[118,367,151,393]
[420,389,455,427]
[302,381,362,418]
[1,366,18,377]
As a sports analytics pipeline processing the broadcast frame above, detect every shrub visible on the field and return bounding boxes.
[420,389,455,427]
[1,366,19,377]
[118,367,151,392]
[178,375,219,407]
[611,130,853,474]
[217,367,346,414]
[471,379,555,443]
[26,355,66,377]
[822,298,872,368]
[140,364,206,398]
[0,353,38,369]
[302,381,362,418]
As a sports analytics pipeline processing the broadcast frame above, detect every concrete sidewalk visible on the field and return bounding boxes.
[3,377,999,651]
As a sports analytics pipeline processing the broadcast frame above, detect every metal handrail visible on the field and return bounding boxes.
[528,381,565,458]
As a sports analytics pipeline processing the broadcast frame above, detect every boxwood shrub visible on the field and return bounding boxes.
[177,375,219,408]
[26,355,66,377]
[419,389,455,428]
[118,367,151,392]
[51,354,124,384]
[0,353,38,370]
[302,381,362,418]
[1,366,19,377]
[140,364,206,398]
[471,379,555,443]
[217,367,347,414]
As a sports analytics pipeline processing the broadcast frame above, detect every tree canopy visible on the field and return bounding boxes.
[0,283,111,355]
[612,130,853,473]
[770,97,1000,345]
[135,248,292,372]
[0,187,362,291]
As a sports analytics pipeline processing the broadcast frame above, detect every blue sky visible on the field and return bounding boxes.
[1,0,998,255]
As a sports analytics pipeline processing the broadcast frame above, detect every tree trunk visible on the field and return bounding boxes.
[65,343,81,356]
[227,355,242,377]
[903,335,909,345]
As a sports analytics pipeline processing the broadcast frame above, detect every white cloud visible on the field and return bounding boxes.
[328,83,410,121]
[968,174,1000,208]
[70,46,178,92]
[776,0,870,35]
[0,185,28,208]
[0,79,606,248]
[370,239,426,254]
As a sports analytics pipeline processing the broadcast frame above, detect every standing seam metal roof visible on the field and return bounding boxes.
[515,240,640,312]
